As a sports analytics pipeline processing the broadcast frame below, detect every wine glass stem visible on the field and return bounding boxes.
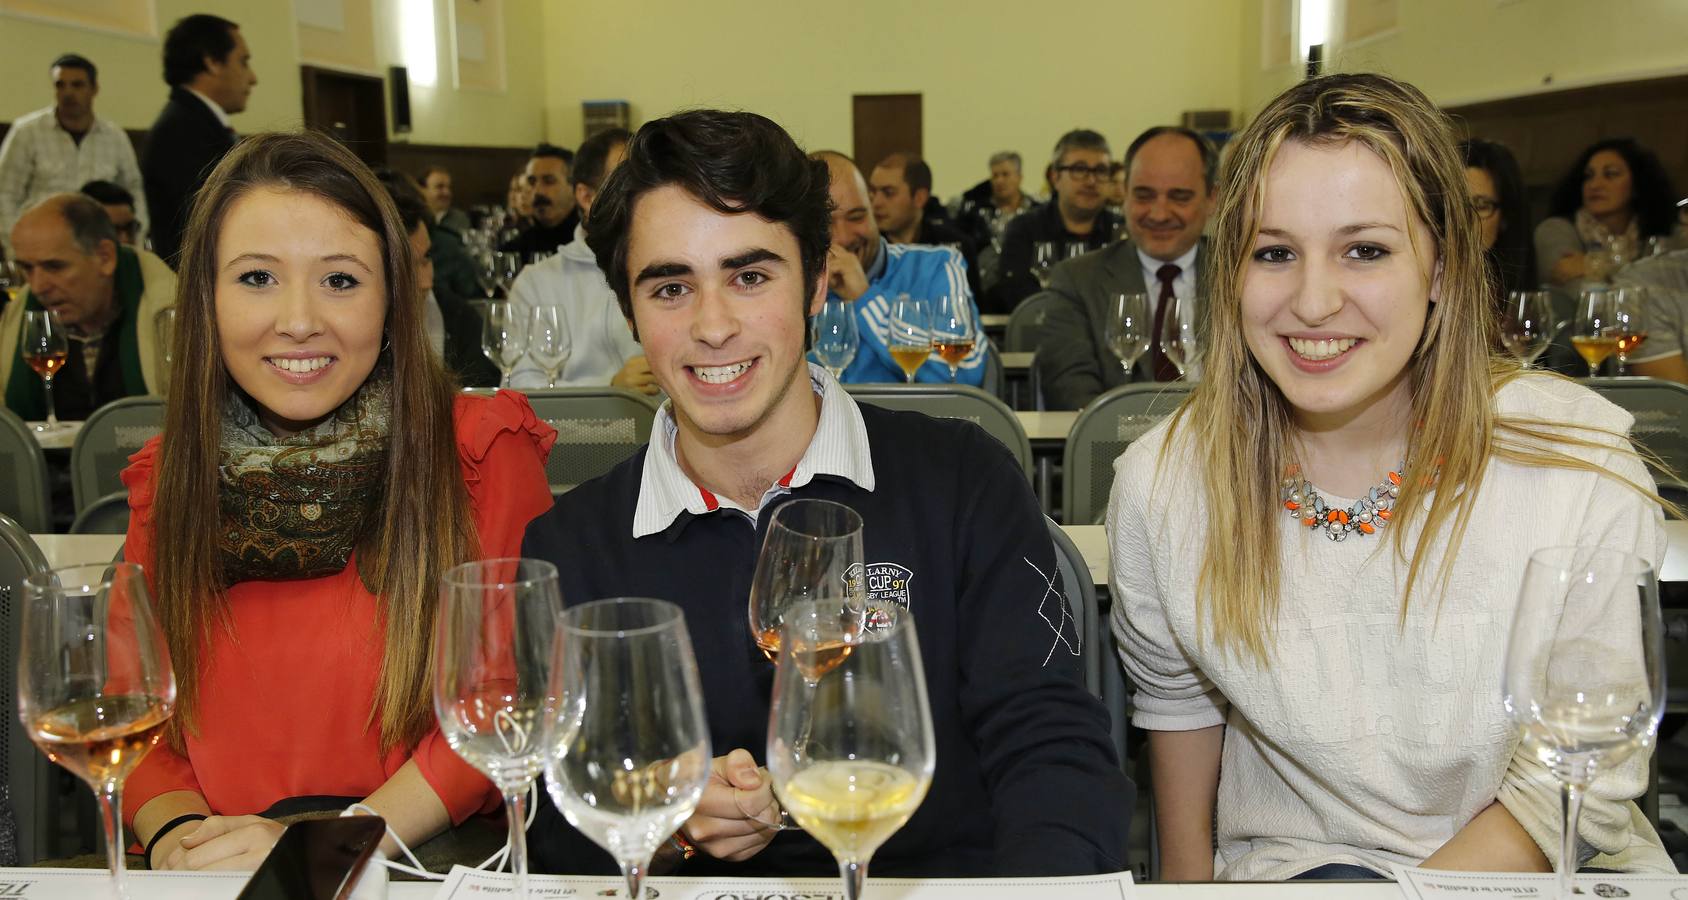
[839,859,867,900]
[1558,781,1585,900]
[620,857,647,899]
[503,787,530,898]
[97,783,129,897]
[500,369,511,389]
[43,375,58,427]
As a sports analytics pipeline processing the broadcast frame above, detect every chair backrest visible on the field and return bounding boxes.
[71,396,165,514]
[1062,382,1193,525]
[1045,518,1100,698]
[0,513,54,864]
[1004,292,1064,352]
[844,383,1033,480]
[520,388,660,495]
[1583,377,1688,489]
[69,491,132,535]
[0,407,51,533]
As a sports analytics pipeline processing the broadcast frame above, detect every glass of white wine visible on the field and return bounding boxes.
[887,294,931,383]
[1105,292,1150,378]
[528,305,571,388]
[435,558,562,899]
[1502,546,1663,900]
[768,601,935,900]
[1572,287,1617,378]
[544,598,711,900]
[20,563,176,898]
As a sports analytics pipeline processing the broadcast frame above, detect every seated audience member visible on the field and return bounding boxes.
[813,150,989,385]
[523,108,1131,878]
[504,172,533,231]
[1035,126,1216,409]
[507,128,651,392]
[1114,73,1674,883]
[373,169,500,387]
[0,53,149,253]
[1613,248,1688,383]
[986,129,1124,314]
[869,152,982,300]
[500,144,578,256]
[3,194,174,420]
[1460,139,1538,304]
[81,179,143,247]
[124,131,553,871]
[418,164,471,234]
[1535,137,1681,290]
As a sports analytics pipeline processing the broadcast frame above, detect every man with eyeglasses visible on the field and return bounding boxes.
[79,180,140,247]
[984,130,1124,314]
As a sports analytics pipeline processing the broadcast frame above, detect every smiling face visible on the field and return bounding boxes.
[1126,132,1213,261]
[1582,149,1634,219]
[1241,140,1436,431]
[822,156,881,270]
[214,187,387,437]
[625,184,822,443]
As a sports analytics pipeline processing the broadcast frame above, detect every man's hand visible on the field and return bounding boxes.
[611,355,660,395]
[157,815,285,871]
[679,748,784,863]
[827,245,869,302]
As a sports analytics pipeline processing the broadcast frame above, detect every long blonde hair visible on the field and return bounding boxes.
[153,131,475,752]
[1172,73,1665,664]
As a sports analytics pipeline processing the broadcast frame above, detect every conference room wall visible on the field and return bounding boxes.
[538,0,1246,201]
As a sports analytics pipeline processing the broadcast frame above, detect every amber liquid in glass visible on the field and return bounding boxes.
[1616,331,1649,357]
[1571,335,1619,369]
[889,346,929,379]
[24,350,68,379]
[932,340,973,368]
[29,694,170,786]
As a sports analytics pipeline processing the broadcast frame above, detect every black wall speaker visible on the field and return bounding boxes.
[390,65,412,134]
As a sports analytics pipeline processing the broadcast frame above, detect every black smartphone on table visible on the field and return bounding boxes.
[235,815,387,900]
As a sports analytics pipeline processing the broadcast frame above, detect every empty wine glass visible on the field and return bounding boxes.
[544,599,710,900]
[1499,290,1555,368]
[1572,288,1617,378]
[887,294,931,383]
[20,563,176,898]
[812,298,859,379]
[528,306,570,388]
[747,499,866,665]
[1502,546,1663,900]
[21,309,69,431]
[929,293,976,383]
[495,252,523,297]
[435,559,562,900]
[1031,242,1057,287]
[1158,294,1198,379]
[1610,286,1649,375]
[768,602,935,900]
[1105,292,1150,378]
[482,301,528,389]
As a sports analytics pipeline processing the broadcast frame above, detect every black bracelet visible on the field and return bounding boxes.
[144,813,207,869]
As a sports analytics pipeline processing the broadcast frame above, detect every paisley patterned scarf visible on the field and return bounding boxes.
[216,370,391,587]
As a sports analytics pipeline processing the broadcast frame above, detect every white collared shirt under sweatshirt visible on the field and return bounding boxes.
[1109,374,1672,880]
[0,106,150,247]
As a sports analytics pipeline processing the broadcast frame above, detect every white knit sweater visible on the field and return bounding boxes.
[1109,374,1673,880]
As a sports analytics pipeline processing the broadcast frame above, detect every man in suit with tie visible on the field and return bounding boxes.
[141,14,257,266]
[1034,126,1217,409]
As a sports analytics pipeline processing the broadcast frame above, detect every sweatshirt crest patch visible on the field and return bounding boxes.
[847,562,913,628]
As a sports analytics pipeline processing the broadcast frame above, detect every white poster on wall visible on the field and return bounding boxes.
[296,0,347,31]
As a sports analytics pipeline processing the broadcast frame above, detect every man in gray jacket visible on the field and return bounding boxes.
[1034,127,1216,409]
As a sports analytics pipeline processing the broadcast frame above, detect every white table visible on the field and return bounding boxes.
[33,533,124,568]
[25,419,82,451]
[1016,410,1078,446]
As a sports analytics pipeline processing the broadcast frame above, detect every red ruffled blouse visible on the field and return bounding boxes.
[120,391,556,827]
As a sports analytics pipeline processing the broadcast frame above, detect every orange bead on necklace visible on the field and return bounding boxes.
[1281,461,1403,542]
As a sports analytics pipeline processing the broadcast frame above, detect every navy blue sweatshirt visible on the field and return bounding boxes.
[522,403,1133,877]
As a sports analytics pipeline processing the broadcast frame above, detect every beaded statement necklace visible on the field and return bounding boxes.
[1281,462,1402,542]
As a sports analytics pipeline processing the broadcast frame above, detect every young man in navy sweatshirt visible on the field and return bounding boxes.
[522,109,1132,878]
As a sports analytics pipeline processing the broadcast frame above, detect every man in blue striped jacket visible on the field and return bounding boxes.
[811,151,990,386]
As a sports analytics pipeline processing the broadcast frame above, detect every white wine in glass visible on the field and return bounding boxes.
[1502,546,1664,900]
[769,602,935,900]
[887,294,931,383]
[929,293,976,382]
[1105,292,1150,377]
[1572,288,1618,377]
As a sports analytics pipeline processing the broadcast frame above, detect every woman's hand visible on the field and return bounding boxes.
[156,815,286,871]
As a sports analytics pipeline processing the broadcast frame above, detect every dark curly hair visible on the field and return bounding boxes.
[1547,137,1679,238]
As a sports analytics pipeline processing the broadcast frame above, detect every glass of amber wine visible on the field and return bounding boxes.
[1611,286,1649,375]
[929,293,976,383]
[19,563,176,898]
[887,295,931,383]
[748,499,866,666]
[21,309,69,431]
[768,602,935,900]
[1572,288,1619,378]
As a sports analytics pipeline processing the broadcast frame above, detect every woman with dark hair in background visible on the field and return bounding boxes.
[1535,137,1681,288]
[1461,139,1537,303]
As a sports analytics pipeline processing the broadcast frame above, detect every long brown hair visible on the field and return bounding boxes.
[152,131,474,752]
[1170,73,1670,665]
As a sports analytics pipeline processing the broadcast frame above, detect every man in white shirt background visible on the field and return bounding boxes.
[0,54,148,256]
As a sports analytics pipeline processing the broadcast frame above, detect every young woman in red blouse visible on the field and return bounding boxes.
[122,131,554,871]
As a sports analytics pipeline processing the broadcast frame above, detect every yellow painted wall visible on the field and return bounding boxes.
[539,0,1246,199]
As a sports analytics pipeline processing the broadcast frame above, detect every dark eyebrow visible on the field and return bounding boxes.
[223,252,280,270]
[721,248,783,271]
[322,253,375,275]
[1255,223,1401,238]
[634,261,692,284]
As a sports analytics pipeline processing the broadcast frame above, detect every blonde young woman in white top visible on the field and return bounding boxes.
[1110,73,1675,882]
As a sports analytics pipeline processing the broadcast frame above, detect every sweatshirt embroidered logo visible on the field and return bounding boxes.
[847,562,913,627]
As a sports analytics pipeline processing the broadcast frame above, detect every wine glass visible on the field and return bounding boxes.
[496,252,523,297]
[544,598,710,900]
[21,309,69,431]
[1499,290,1555,368]
[747,499,866,665]
[475,250,500,299]
[527,306,570,389]
[929,293,976,383]
[482,301,528,389]
[1502,546,1663,900]
[1572,288,1617,378]
[768,601,936,900]
[19,563,176,898]
[812,298,859,379]
[1030,241,1057,287]
[1105,292,1150,378]
[1610,286,1649,375]
[887,294,931,383]
[1158,294,1198,379]
[435,558,562,900]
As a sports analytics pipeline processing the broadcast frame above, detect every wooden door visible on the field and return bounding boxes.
[852,94,922,173]
[300,66,390,168]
